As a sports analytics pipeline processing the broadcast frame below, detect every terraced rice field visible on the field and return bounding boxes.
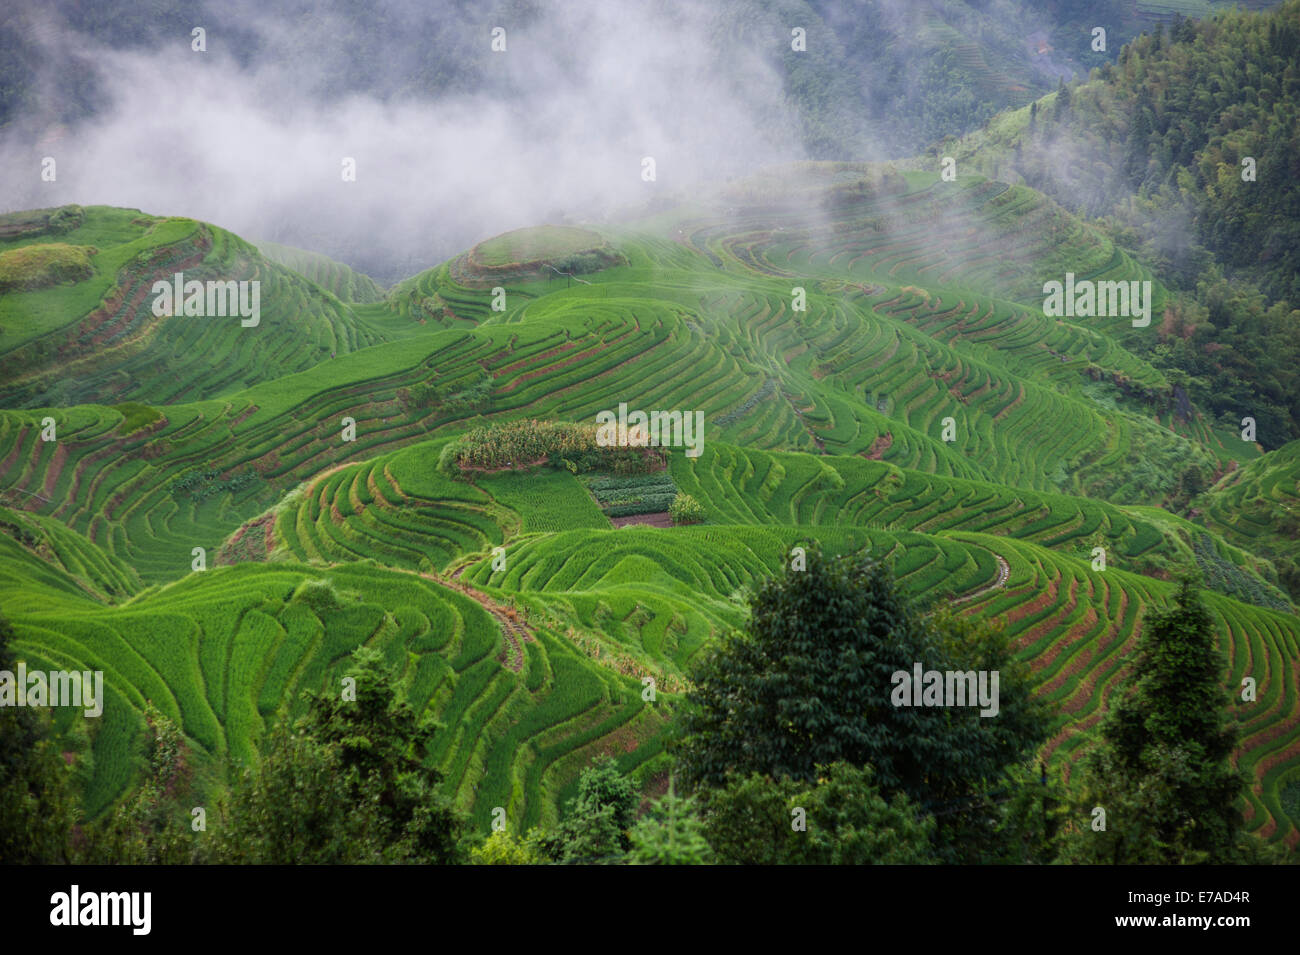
[2,170,1296,844]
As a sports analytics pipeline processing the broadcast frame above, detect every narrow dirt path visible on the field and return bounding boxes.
[951,555,1010,607]
[421,570,533,673]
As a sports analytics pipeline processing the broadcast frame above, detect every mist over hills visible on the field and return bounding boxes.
[4,0,1269,283]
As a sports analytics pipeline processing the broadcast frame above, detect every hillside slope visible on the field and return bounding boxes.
[0,206,390,408]
[2,163,1297,844]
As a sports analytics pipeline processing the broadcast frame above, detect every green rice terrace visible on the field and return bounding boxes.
[2,166,1298,846]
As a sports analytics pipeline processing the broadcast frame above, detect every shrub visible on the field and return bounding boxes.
[470,829,544,865]
[436,441,462,479]
[47,205,85,234]
[701,764,934,865]
[292,578,342,612]
[0,243,97,292]
[669,493,705,525]
[409,382,437,408]
[410,372,493,412]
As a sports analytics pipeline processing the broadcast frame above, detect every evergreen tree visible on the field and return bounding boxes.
[627,777,713,865]
[1061,580,1270,863]
[539,754,638,864]
[1056,76,1072,120]
[301,646,465,863]
[675,547,1047,861]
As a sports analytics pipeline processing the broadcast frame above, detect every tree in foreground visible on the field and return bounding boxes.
[627,777,713,865]
[85,703,205,864]
[534,754,638,864]
[212,720,386,863]
[703,763,935,865]
[1061,578,1276,863]
[675,546,1048,861]
[0,613,80,863]
[215,646,467,864]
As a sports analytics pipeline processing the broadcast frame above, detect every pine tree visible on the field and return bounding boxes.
[1056,76,1072,121]
[628,777,713,865]
[1062,579,1270,863]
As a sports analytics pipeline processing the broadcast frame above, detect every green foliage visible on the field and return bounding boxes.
[627,777,713,865]
[292,578,344,612]
[1193,534,1291,612]
[83,702,204,864]
[0,211,385,408]
[1060,580,1265,863]
[1197,439,1300,602]
[700,764,935,865]
[212,721,390,864]
[409,371,493,412]
[0,205,84,241]
[214,646,468,864]
[113,401,163,435]
[0,243,97,292]
[0,613,80,863]
[3,11,1300,858]
[537,754,638,865]
[676,545,1048,861]
[668,492,705,525]
[990,762,1072,864]
[968,0,1300,443]
[677,546,1045,793]
[454,419,659,474]
[583,472,678,517]
[434,439,467,482]
[168,466,262,504]
[470,829,545,865]
[471,226,606,269]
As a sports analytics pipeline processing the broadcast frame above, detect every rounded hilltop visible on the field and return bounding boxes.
[452,224,625,286]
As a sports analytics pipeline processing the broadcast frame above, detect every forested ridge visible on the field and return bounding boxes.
[948,1,1300,447]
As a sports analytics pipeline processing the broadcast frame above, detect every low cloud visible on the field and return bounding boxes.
[0,0,805,283]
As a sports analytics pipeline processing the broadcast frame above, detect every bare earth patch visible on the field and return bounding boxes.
[862,431,893,460]
[610,511,673,528]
